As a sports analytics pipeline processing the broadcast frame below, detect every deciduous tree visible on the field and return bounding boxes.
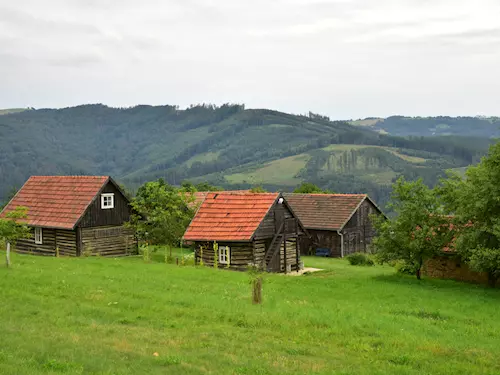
[373,178,452,279]
[127,179,195,247]
[0,206,31,267]
[438,142,500,286]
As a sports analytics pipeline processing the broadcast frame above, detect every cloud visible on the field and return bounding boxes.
[0,0,499,118]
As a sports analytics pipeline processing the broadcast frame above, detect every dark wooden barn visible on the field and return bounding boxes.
[0,176,137,257]
[183,192,306,273]
[283,193,384,257]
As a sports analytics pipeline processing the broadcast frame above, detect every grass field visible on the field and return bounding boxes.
[225,154,310,186]
[1,250,500,375]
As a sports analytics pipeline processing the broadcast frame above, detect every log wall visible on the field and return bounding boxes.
[15,228,77,256]
[194,241,255,271]
[81,225,137,257]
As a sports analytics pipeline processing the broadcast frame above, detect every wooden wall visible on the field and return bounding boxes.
[299,230,341,257]
[15,228,77,256]
[81,225,137,257]
[341,199,380,256]
[253,238,299,272]
[78,181,132,228]
[254,200,298,240]
[194,241,254,271]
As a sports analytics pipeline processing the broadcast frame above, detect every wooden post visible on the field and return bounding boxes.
[252,277,262,304]
[6,242,11,268]
[283,234,287,274]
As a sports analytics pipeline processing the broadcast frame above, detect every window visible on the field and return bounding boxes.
[218,245,230,265]
[34,227,43,244]
[101,193,114,209]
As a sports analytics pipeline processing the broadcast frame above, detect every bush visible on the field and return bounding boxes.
[394,260,416,275]
[346,253,374,266]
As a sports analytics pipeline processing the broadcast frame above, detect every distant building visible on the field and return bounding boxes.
[183,192,306,273]
[0,176,136,257]
[283,193,384,257]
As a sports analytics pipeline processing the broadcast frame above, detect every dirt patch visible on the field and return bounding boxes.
[283,267,323,276]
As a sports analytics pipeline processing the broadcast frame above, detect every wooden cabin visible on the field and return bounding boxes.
[283,193,384,257]
[183,192,306,273]
[0,176,137,257]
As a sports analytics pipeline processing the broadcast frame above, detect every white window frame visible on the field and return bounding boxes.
[34,227,43,244]
[218,245,230,265]
[101,193,115,209]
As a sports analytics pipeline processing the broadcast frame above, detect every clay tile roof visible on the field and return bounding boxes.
[183,192,279,241]
[0,176,109,230]
[182,190,251,210]
[282,193,369,231]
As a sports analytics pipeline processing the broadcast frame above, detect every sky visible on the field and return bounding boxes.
[0,0,499,119]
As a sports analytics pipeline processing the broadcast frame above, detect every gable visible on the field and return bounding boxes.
[76,180,133,228]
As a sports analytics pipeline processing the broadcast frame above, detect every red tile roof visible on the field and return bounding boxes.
[283,193,370,231]
[0,176,109,230]
[183,192,279,241]
[182,190,251,210]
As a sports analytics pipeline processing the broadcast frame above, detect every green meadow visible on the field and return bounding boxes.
[1,250,500,375]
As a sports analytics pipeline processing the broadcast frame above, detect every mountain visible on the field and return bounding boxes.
[0,104,493,209]
[350,116,500,138]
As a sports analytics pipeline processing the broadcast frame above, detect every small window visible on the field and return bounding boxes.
[34,227,43,244]
[218,245,230,265]
[101,193,114,209]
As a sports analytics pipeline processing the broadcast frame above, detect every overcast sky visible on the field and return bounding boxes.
[0,0,499,119]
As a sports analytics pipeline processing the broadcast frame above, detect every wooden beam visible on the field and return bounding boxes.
[283,234,287,274]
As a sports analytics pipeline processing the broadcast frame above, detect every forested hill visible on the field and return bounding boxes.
[0,104,493,208]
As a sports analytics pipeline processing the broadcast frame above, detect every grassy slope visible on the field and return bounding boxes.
[223,145,429,187]
[1,251,500,375]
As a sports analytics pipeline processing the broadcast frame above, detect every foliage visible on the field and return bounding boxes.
[346,252,374,266]
[127,179,195,247]
[293,182,333,194]
[0,206,31,267]
[2,254,500,374]
[372,177,453,279]
[438,141,500,286]
[249,186,267,193]
[0,207,31,245]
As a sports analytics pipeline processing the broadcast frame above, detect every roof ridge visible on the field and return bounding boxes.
[285,193,367,197]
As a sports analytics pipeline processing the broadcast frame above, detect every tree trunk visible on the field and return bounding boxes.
[6,242,11,268]
[416,258,423,280]
[487,273,497,288]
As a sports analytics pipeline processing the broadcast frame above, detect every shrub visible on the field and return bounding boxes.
[346,253,374,266]
[394,260,416,275]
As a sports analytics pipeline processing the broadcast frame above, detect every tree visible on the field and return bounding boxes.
[293,182,333,194]
[127,179,195,247]
[0,207,31,267]
[250,186,267,193]
[372,177,452,280]
[438,142,500,286]
[194,182,223,192]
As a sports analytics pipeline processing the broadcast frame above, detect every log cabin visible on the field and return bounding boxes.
[183,192,306,273]
[283,193,384,257]
[0,176,137,257]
